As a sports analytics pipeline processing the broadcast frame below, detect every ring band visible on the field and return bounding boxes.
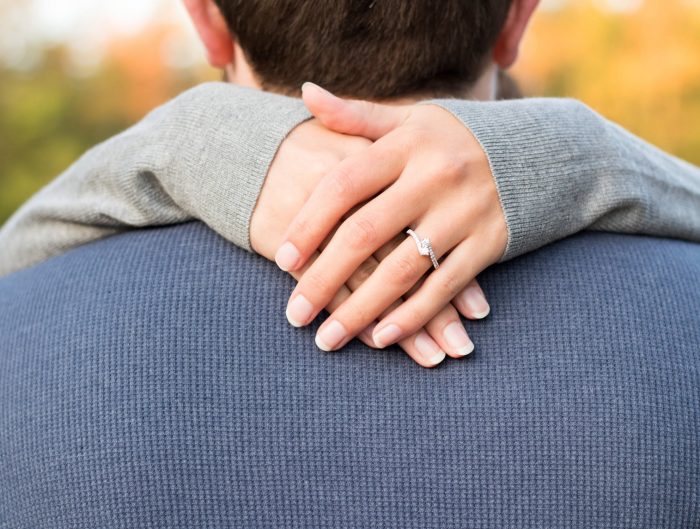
[406,229,439,270]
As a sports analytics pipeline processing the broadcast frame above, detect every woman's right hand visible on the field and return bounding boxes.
[250,118,490,367]
[272,84,504,359]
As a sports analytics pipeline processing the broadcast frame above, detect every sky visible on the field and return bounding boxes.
[30,0,165,41]
[0,0,202,69]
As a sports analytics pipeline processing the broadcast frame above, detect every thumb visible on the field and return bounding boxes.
[301,82,410,141]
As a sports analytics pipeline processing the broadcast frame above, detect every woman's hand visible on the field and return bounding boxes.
[274,83,507,354]
[251,115,490,367]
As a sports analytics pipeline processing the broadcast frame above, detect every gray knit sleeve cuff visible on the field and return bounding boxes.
[424,97,614,262]
[151,83,313,252]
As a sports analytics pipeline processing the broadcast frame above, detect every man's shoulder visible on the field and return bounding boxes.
[0,222,293,342]
[2,222,698,308]
[1,221,282,296]
[2,223,698,366]
[1,224,698,528]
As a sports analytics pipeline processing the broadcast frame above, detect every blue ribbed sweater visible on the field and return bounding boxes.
[1,223,698,528]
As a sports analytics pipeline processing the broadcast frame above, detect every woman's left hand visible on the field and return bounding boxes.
[275,83,508,351]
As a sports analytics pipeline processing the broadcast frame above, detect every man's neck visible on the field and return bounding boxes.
[223,62,503,103]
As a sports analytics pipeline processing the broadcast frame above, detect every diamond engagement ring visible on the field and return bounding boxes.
[406,229,439,269]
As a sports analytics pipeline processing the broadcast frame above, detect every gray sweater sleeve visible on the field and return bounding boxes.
[0,82,311,276]
[430,97,700,261]
[2,88,699,277]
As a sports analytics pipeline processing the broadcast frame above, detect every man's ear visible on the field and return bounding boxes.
[183,0,234,68]
[492,0,539,69]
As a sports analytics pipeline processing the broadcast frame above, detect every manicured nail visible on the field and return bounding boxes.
[359,323,377,347]
[301,81,317,93]
[373,324,402,348]
[286,294,314,327]
[443,321,475,357]
[414,332,446,366]
[459,286,490,319]
[275,241,301,271]
[315,320,348,351]
[301,81,335,99]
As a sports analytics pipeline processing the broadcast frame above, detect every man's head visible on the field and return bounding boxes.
[184,0,538,101]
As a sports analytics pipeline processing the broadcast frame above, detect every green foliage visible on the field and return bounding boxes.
[0,43,205,224]
[0,48,133,223]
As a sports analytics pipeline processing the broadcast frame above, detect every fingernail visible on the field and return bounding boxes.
[301,81,318,93]
[315,320,348,351]
[275,241,301,271]
[286,294,314,327]
[301,81,335,99]
[359,323,377,347]
[414,332,446,366]
[373,324,403,348]
[459,286,490,319]
[443,321,475,357]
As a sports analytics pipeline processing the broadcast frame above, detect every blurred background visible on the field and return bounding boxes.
[1,0,699,224]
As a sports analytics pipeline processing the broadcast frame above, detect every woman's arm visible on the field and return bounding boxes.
[0,82,481,366]
[4,83,697,363]
[277,86,700,352]
[0,82,311,277]
[430,97,700,260]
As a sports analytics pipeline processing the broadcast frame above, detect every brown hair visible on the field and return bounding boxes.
[215,0,512,100]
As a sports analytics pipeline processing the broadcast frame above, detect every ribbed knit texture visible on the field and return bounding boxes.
[0,83,311,276]
[1,88,699,277]
[1,222,698,528]
[429,98,700,261]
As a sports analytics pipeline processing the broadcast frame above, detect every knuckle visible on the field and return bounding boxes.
[439,152,468,179]
[343,216,378,251]
[409,125,435,148]
[347,136,372,153]
[308,152,338,177]
[399,303,426,330]
[303,269,332,295]
[434,270,462,297]
[289,216,321,248]
[422,152,467,187]
[325,111,349,131]
[290,216,310,237]
[353,258,378,284]
[340,299,373,328]
[388,255,421,286]
[328,165,356,200]
[397,127,424,151]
